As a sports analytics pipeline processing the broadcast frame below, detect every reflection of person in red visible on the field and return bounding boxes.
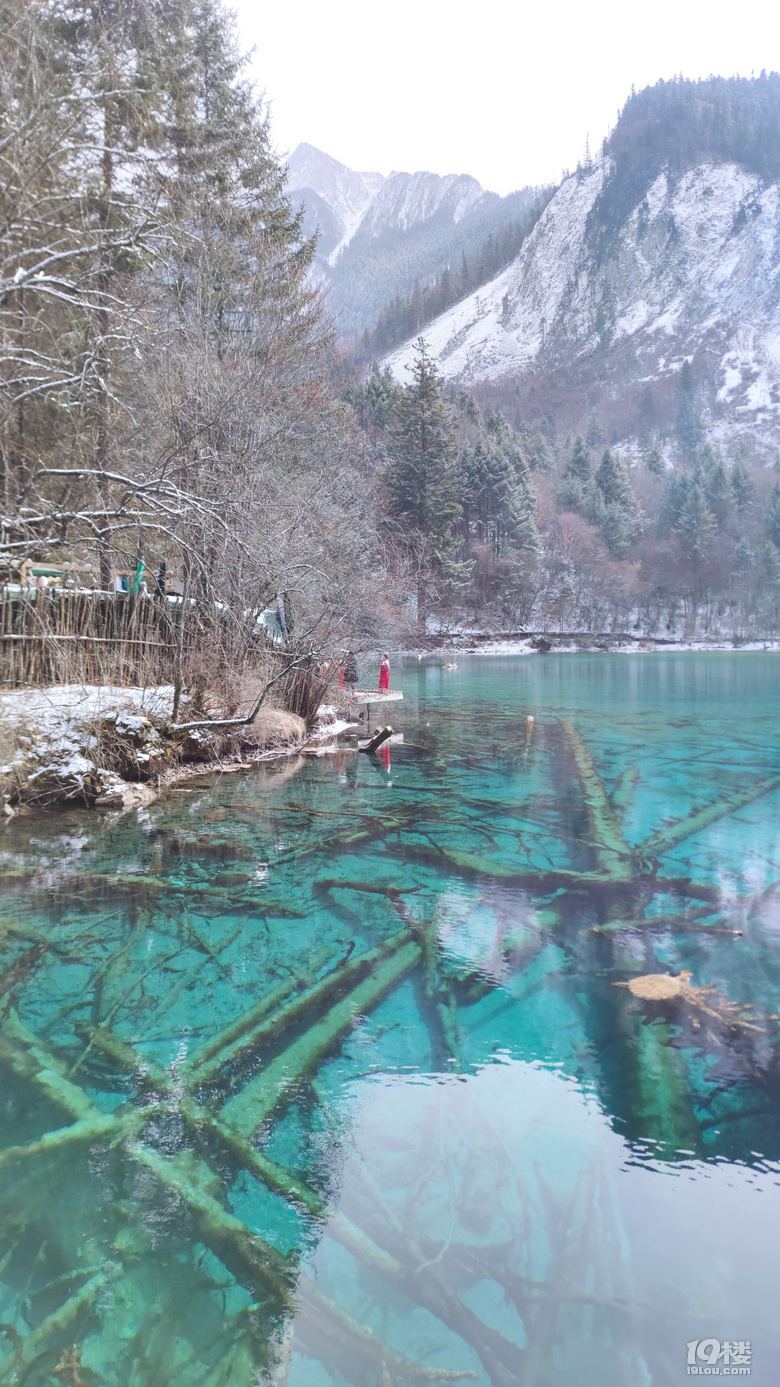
[378,652,390,692]
[378,740,391,771]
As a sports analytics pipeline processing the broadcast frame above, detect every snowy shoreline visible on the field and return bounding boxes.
[0,685,312,816]
[403,636,780,658]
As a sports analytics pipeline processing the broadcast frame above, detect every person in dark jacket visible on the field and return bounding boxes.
[343,652,358,690]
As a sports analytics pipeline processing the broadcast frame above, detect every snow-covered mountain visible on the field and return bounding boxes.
[286,143,386,263]
[285,143,541,337]
[383,158,780,454]
[353,171,484,241]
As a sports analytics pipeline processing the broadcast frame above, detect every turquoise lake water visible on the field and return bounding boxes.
[1,652,780,1385]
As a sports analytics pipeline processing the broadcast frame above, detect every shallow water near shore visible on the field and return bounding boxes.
[1,652,780,1386]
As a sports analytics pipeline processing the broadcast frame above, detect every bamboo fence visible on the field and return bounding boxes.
[0,589,188,687]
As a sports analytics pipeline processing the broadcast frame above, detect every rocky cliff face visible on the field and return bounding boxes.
[384,159,780,456]
[286,144,485,263]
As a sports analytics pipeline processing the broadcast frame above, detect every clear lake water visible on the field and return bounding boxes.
[1,652,779,1386]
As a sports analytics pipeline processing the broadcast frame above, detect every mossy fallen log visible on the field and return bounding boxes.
[558,720,634,881]
[128,1143,294,1304]
[87,1024,521,1383]
[610,765,640,820]
[0,1265,118,1380]
[0,942,48,1000]
[639,773,780,864]
[190,930,414,1086]
[625,1016,703,1154]
[0,1011,108,1123]
[185,976,302,1079]
[387,840,625,892]
[588,907,732,935]
[297,1277,478,1383]
[59,871,304,916]
[0,1112,122,1170]
[0,1018,295,1314]
[220,939,421,1136]
[347,1153,524,1385]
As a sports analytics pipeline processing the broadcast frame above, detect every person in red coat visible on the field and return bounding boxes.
[378,652,390,692]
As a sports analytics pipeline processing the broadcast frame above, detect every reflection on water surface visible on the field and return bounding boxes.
[1,653,780,1385]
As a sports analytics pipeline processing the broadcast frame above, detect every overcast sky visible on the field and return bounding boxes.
[234,0,780,194]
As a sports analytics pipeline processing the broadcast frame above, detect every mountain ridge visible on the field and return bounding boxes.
[382,160,780,456]
[380,74,780,457]
[285,142,543,338]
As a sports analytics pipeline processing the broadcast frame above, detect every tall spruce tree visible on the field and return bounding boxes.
[765,484,780,549]
[595,449,631,506]
[387,339,466,635]
[566,436,591,483]
[676,483,716,567]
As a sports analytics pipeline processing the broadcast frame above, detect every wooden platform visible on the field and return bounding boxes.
[347,689,403,705]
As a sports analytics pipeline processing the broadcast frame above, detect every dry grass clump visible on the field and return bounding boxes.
[236,709,306,749]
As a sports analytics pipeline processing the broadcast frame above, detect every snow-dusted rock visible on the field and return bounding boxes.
[0,685,175,807]
[93,771,158,810]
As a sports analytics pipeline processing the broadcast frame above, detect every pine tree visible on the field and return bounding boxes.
[699,451,731,528]
[595,449,631,506]
[675,359,701,454]
[645,447,665,476]
[387,339,467,635]
[585,415,605,448]
[730,458,754,510]
[676,483,716,566]
[600,504,632,558]
[566,437,591,483]
[766,484,780,548]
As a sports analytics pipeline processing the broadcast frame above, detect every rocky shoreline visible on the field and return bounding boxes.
[0,685,313,816]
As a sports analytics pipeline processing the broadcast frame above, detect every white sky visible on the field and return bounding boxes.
[234,0,780,194]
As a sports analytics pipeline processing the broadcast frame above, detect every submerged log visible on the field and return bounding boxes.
[185,975,302,1079]
[190,930,414,1086]
[298,1278,478,1383]
[88,1021,521,1383]
[610,766,640,820]
[220,939,421,1136]
[0,1113,122,1170]
[0,1266,117,1379]
[128,1143,294,1304]
[0,1017,294,1313]
[639,773,780,864]
[558,720,634,881]
[388,840,628,893]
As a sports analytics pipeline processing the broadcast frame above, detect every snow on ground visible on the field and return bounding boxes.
[0,685,176,807]
[0,683,175,725]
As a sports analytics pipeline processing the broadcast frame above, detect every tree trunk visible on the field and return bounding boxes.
[417,574,427,640]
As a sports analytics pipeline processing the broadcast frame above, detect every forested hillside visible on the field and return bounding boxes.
[347,342,780,643]
[592,72,780,245]
[4,11,780,656]
[384,77,780,465]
